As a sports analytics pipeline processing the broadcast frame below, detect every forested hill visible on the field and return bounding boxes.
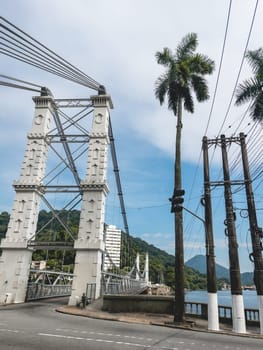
[0,210,216,290]
[123,233,209,290]
[185,254,254,286]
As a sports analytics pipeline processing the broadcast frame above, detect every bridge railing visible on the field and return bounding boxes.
[26,283,72,301]
[101,272,147,296]
[26,269,73,301]
[185,301,260,326]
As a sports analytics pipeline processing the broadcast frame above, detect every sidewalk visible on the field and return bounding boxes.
[56,298,262,339]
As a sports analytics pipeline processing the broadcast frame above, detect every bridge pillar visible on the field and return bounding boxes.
[0,91,55,304]
[69,94,113,305]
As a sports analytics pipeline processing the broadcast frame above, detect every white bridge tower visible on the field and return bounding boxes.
[69,94,113,304]
[0,91,54,303]
[0,90,113,305]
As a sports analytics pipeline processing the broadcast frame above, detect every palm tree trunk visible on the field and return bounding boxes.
[174,98,185,323]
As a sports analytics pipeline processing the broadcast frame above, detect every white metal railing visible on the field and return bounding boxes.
[185,301,260,326]
[101,272,147,296]
[26,269,73,301]
[26,283,72,300]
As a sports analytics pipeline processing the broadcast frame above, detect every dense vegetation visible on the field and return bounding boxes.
[186,255,254,286]
[0,210,226,290]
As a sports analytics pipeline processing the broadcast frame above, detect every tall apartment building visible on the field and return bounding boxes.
[104,225,121,271]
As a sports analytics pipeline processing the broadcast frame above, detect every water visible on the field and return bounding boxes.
[185,290,258,309]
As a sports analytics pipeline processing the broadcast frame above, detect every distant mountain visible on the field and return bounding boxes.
[185,255,254,286]
[241,272,254,286]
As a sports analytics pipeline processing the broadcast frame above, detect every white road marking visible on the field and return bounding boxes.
[0,328,19,333]
[56,328,153,341]
[38,333,151,348]
[39,332,182,350]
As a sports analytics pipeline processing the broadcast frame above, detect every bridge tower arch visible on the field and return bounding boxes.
[0,90,55,304]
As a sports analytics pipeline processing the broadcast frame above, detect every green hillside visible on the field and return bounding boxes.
[121,233,207,290]
[0,210,209,290]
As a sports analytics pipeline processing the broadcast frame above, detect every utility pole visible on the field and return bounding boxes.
[221,134,246,333]
[202,136,219,331]
[240,132,263,334]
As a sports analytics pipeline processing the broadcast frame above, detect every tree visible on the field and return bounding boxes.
[235,48,263,120]
[155,33,215,323]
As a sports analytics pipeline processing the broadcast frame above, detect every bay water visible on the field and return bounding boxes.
[185,290,258,309]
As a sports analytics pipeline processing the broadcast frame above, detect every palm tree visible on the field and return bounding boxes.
[235,48,263,120]
[155,33,215,323]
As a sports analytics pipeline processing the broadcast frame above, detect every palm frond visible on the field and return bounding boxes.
[191,75,209,102]
[251,92,263,121]
[167,82,179,115]
[190,54,215,75]
[155,48,173,67]
[235,78,261,106]
[182,87,194,113]
[246,49,263,75]
[155,74,169,105]
[176,33,197,60]
[154,33,214,118]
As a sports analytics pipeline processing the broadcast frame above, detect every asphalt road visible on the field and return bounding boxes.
[0,298,262,350]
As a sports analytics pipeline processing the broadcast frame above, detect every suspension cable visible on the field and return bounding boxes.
[0,16,102,91]
[108,117,129,235]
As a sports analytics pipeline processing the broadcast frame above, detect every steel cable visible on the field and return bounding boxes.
[0,17,101,90]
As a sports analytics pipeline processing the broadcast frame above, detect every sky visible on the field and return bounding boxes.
[1,0,263,273]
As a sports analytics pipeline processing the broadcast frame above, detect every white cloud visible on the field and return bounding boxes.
[1,0,262,272]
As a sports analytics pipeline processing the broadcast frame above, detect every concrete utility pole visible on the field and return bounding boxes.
[202,136,219,331]
[240,132,263,334]
[221,134,246,334]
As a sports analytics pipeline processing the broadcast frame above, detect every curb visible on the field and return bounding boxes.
[56,307,263,339]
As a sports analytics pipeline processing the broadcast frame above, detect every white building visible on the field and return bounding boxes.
[104,225,121,271]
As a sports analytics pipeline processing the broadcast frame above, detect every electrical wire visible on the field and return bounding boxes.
[186,0,233,209]
[216,0,259,136]
[204,0,232,136]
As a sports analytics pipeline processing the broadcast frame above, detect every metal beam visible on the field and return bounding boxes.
[52,109,81,187]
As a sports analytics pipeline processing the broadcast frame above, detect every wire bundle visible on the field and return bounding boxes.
[184,0,261,259]
[0,16,101,90]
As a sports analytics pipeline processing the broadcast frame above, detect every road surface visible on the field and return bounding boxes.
[0,298,262,349]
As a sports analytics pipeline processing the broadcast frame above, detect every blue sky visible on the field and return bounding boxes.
[1,0,263,272]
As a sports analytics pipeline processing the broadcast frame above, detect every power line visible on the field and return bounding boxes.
[186,0,233,209]
[204,0,232,136]
[216,0,259,137]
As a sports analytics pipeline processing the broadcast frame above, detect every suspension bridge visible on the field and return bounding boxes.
[0,16,149,306]
[1,16,263,336]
